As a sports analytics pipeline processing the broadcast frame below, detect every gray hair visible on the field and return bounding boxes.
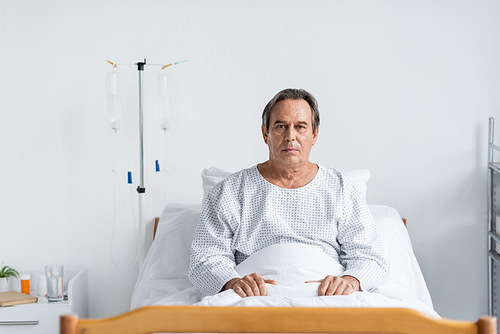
[262,88,320,133]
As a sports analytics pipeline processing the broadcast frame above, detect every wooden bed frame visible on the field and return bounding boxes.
[61,217,494,334]
[61,305,495,334]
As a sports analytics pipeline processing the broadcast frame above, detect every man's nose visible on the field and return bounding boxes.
[285,127,296,141]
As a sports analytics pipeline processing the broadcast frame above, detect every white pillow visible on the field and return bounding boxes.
[201,167,370,203]
[130,203,201,309]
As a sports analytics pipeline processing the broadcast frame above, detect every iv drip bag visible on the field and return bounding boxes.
[106,69,125,130]
[157,69,170,130]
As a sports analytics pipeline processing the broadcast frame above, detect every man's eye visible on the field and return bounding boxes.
[277,125,285,129]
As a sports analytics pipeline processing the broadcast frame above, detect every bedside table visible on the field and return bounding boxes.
[0,270,88,333]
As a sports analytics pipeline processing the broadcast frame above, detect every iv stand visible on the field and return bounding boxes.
[107,57,184,269]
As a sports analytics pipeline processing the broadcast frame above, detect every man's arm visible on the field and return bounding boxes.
[336,175,389,292]
[188,185,242,297]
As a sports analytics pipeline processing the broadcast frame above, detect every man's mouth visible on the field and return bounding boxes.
[283,148,298,153]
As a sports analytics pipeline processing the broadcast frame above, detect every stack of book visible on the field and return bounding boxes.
[0,291,38,307]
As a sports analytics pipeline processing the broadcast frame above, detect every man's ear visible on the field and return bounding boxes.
[261,125,268,144]
[312,127,319,146]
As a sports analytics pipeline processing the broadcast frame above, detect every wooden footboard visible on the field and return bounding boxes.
[60,306,496,334]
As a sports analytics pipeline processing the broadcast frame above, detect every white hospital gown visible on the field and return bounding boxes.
[188,165,388,297]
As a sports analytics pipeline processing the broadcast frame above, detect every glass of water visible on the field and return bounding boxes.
[45,264,64,302]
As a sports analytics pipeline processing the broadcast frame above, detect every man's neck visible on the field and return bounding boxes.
[257,161,318,189]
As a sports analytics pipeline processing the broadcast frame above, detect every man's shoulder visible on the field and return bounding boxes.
[316,166,363,192]
[317,165,344,181]
[318,166,368,198]
[208,165,260,196]
[218,165,258,184]
[318,165,341,175]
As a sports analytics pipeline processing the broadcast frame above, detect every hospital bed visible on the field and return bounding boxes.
[60,168,496,334]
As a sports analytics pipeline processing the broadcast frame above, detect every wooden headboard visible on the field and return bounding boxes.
[153,217,160,240]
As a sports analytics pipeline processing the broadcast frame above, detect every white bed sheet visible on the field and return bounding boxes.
[130,204,438,318]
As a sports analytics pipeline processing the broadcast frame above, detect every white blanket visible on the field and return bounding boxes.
[131,204,439,318]
[152,243,439,318]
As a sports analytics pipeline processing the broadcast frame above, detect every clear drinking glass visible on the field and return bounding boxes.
[45,264,64,302]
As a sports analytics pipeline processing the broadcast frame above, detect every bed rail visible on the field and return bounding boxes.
[60,306,496,334]
[488,117,500,316]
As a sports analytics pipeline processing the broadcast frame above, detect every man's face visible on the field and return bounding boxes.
[262,99,318,168]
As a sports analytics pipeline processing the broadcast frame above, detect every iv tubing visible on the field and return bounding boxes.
[110,131,139,270]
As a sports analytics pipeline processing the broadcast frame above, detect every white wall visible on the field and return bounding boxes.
[0,0,498,320]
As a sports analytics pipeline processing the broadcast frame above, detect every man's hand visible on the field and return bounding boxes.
[305,275,360,296]
[222,273,277,298]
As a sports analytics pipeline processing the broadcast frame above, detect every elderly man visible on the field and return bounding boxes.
[188,88,388,298]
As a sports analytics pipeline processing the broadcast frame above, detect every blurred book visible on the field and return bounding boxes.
[0,291,38,307]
